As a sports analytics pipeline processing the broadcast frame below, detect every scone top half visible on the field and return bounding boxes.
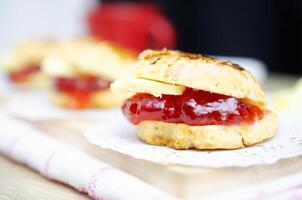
[42,37,136,109]
[0,40,57,87]
[111,50,278,149]
[42,37,136,81]
[137,50,266,107]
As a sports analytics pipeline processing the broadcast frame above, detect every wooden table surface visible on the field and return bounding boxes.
[0,74,300,199]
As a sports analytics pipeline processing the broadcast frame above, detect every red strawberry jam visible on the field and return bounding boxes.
[9,65,40,82]
[122,88,263,126]
[54,76,110,109]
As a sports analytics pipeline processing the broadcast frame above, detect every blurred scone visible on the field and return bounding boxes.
[43,37,136,109]
[1,40,57,88]
[111,49,278,149]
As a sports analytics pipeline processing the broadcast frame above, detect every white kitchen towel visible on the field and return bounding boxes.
[0,114,176,200]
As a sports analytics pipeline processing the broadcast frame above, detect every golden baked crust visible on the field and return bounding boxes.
[135,50,265,107]
[1,40,57,72]
[137,111,278,149]
[52,89,125,109]
[46,37,136,81]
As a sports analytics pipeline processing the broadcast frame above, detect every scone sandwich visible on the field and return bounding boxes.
[42,37,135,109]
[1,40,57,88]
[111,50,278,149]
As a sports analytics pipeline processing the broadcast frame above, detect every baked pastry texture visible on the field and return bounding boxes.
[135,50,265,107]
[48,37,136,80]
[42,37,135,109]
[112,49,278,150]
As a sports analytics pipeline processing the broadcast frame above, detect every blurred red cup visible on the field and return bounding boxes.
[87,2,176,52]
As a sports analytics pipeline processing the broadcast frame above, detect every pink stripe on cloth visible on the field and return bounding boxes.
[87,166,113,200]
[43,149,60,177]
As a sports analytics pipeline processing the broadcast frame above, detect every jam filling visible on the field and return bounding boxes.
[9,65,40,82]
[122,88,263,126]
[54,76,110,109]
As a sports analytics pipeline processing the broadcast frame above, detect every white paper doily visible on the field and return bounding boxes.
[4,90,120,121]
[85,113,302,168]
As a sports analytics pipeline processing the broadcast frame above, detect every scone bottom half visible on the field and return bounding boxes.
[111,49,278,150]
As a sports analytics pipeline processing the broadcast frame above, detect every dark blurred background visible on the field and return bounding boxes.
[102,0,302,74]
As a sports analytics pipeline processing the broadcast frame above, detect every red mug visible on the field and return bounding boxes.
[87,2,176,52]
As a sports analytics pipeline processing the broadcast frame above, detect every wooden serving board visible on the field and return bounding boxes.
[31,119,302,199]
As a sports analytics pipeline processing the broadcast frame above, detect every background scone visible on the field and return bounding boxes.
[1,40,57,88]
[111,49,278,150]
[43,37,135,109]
